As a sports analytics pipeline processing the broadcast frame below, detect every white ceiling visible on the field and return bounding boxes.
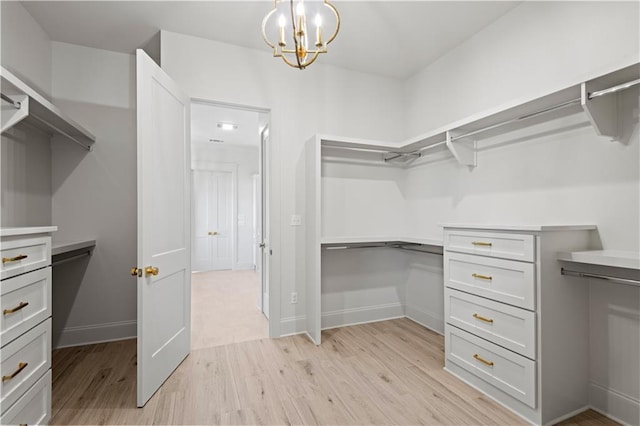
[191,102,263,147]
[21,1,521,80]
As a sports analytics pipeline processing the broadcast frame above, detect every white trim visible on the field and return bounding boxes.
[320,302,405,330]
[54,320,136,349]
[405,305,445,335]
[280,315,306,336]
[589,381,640,426]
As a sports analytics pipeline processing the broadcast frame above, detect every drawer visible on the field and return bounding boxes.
[0,319,51,414]
[0,369,50,426]
[444,230,534,262]
[446,325,536,408]
[445,288,536,359]
[444,252,536,310]
[1,237,51,280]
[1,268,51,346]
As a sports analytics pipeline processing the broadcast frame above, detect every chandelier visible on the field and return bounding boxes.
[262,0,340,70]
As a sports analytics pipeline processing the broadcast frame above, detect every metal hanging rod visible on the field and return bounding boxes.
[1,92,21,109]
[323,145,396,154]
[561,268,640,288]
[384,152,421,162]
[30,113,93,151]
[589,78,640,99]
[323,243,442,255]
[451,98,581,142]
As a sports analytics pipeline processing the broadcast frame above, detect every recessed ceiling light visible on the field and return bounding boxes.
[217,123,238,131]
[209,139,224,143]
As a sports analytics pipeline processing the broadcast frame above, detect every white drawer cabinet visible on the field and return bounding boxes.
[445,288,536,359]
[443,225,594,425]
[445,252,536,310]
[1,228,55,425]
[447,326,536,407]
[0,370,51,426]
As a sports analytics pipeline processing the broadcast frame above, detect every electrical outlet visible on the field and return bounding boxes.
[290,214,302,226]
[290,292,298,304]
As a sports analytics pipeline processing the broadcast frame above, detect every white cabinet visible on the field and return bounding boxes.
[1,228,55,425]
[443,225,594,425]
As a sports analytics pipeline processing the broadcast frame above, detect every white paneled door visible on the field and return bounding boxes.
[192,170,233,271]
[135,50,191,407]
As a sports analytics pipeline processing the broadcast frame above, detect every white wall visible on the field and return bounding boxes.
[192,143,259,269]
[160,31,406,335]
[0,1,53,227]
[1,1,52,98]
[50,42,136,348]
[404,1,640,136]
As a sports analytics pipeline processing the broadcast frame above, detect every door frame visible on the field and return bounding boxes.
[189,98,278,338]
[191,162,238,270]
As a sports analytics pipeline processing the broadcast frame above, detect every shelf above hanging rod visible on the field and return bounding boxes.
[1,66,96,151]
[561,267,640,288]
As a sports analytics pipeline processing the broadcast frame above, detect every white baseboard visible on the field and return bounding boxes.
[405,305,444,335]
[589,381,640,426]
[280,315,306,336]
[321,302,405,330]
[54,320,137,349]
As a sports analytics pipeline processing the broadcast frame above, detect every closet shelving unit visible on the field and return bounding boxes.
[320,61,639,169]
[1,66,95,151]
[1,68,97,267]
[303,61,639,345]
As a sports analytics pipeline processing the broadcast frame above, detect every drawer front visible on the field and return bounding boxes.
[0,319,51,414]
[445,252,536,310]
[446,325,536,408]
[444,230,534,262]
[0,369,50,426]
[1,237,51,280]
[1,268,51,345]
[445,288,536,359]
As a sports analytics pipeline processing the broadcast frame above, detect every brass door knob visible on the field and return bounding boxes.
[145,266,159,276]
[131,267,142,277]
[208,231,219,236]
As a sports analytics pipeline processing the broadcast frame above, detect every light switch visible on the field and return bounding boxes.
[237,214,246,226]
[290,214,302,226]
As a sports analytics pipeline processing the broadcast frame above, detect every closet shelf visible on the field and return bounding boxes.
[1,66,95,151]
[557,250,640,270]
[52,239,96,266]
[319,61,639,168]
[321,236,443,247]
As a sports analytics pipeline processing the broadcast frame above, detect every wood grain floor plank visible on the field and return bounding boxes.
[51,319,619,425]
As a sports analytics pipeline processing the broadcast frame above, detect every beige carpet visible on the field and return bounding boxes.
[191,269,268,350]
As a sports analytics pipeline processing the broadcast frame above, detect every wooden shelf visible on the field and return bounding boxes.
[1,67,95,151]
[52,239,96,266]
[558,250,640,270]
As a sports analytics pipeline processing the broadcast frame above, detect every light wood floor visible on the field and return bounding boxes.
[191,270,268,350]
[51,318,618,425]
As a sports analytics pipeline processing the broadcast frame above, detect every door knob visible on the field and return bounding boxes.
[131,267,142,277]
[208,231,219,236]
[145,266,159,276]
[259,243,266,248]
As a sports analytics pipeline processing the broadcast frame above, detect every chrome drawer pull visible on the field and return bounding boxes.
[2,254,28,264]
[472,273,493,281]
[471,241,492,247]
[2,362,28,382]
[473,354,494,367]
[3,301,29,315]
[472,313,494,324]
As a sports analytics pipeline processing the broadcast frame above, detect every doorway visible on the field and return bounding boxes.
[189,100,270,350]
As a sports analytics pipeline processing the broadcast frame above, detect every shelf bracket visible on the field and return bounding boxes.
[446,130,477,167]
[1,94,29,133]
[581,81,618,142]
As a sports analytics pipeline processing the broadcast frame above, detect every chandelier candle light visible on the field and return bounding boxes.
[262,0,340,69]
